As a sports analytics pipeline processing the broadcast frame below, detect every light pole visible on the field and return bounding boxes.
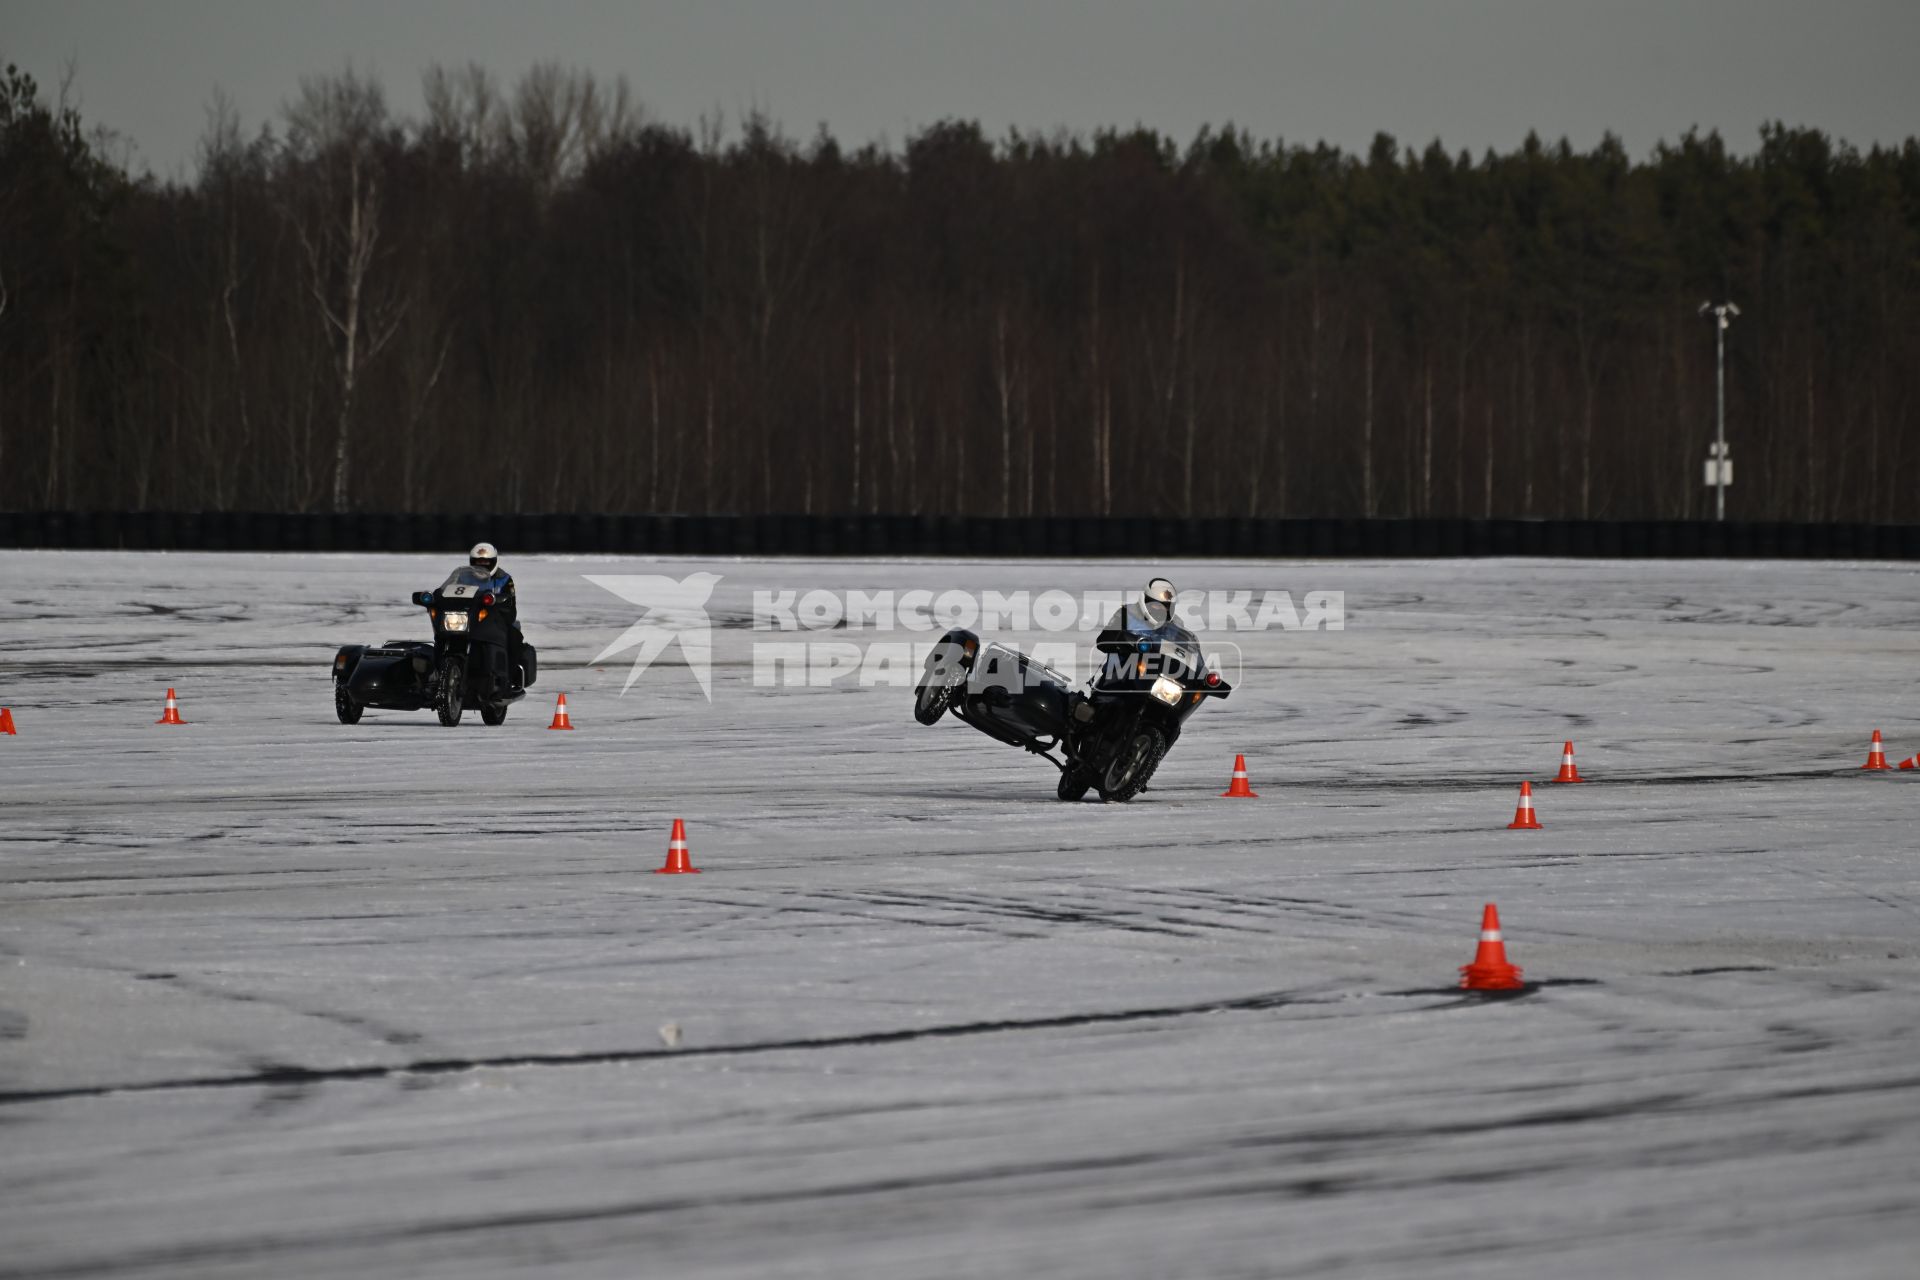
[1699,301,1739,521]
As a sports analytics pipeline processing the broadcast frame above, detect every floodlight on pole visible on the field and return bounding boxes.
[1699,301,1739,521]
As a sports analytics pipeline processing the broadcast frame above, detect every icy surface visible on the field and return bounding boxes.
[3,552,1919,1279]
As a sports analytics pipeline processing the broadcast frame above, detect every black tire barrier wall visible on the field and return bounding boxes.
[4,512,1920,559]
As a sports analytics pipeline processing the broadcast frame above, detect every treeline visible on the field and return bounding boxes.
[3,61,1917,521]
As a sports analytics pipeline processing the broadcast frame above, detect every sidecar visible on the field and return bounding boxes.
[913,630,1075,751]
[332,640,436,720]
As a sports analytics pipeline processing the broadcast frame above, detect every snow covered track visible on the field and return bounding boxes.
[3,552,1919,1279]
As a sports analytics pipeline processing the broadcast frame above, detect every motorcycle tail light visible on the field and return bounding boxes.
[481,592,495,607]
[1206,671,1221,687]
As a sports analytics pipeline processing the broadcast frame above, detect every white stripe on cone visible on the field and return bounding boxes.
[1481,929,1503,941]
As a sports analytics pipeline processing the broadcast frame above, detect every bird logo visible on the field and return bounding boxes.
[584,572,723,700]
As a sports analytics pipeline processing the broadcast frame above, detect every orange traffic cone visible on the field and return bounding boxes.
[655,818,700,874]
[1459,903,1526,990]
[547,693,575,731]
[0,707,15,735]
[156,688,187,725]
[1861,729,1890,770]
[1899,755,1918,772]
[1219,754,1258,798]
[1506,780,1541,829]
[1553,740,1584,783]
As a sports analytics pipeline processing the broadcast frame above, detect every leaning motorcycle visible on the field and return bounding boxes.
[911,616,1231,801]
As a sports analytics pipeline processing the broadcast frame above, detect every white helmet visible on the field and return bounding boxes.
[1143,577,1176,625]
[469,542,499,575]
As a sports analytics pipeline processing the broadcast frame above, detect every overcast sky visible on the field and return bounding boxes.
[8,0,1917,180]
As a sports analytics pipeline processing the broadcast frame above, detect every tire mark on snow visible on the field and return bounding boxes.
[19,1069,1919,1278]
[804,888,1202,938]
[137,971,437,1053]
[0,986,1333,1106]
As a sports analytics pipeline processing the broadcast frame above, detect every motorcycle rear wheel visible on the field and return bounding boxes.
[1099,725,1167,802]
[436,661,465,727]
[1056,765,1095,802]
[334,683,363,725]
[480,702,508,726]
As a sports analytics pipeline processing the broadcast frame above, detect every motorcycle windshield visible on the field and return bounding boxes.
[1107,618,1210,682]
[436,567,494,600]
[1147,622,1207,676]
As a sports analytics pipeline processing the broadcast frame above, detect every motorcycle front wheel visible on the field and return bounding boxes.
[436,660,465,727]
[480,702,508,726]
[1099,725,1167,802]
[334,682,363,725]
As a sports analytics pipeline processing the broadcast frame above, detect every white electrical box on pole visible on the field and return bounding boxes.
[1699,301,1739,520]
[1704,441,1732,487]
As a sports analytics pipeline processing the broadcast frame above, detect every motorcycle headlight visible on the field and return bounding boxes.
[1150,675,1183,706]
[442,611,470,632]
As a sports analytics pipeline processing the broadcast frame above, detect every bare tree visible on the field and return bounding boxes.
[281,69,408,512]
[423,62,643,194]
[422,63,501,169]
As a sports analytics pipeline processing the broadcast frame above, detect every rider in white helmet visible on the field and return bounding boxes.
[1075,578,1180,725]
[443,541,513,597]
[1106,577,1178,633]
[442,541,526,690]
